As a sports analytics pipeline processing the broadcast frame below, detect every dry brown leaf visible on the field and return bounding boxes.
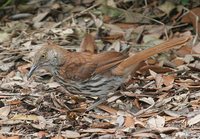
[171,58,185,66]
[0,119,23,125]
[7,136,20,139]
[147,58,157,65]
[132,132,159,139]
[97,104,118,114]
[114,23,138,29]
[102,34,124,42]
[91,122,114,129]
[182,7,200,34]
[121,91,149,97]
[17,63,31,74]
[6,71,15,78]
[0,135,20,139]
[80,128,116,133]
[149,70,163,89]
[160,84,173,91]
[164,116,184,122]
[11,114,39,121]
[162,75,175,86]
[0,134,7,139]
[51,135,64,139]
[192,42,200,54]
[62,130,81,138]
[124,116,135,128]
[139,97,155,105]
[175,45,193,57]
[31,116,47,129]
[139,65,173,74]
[38,131,48,138]
[7,100,22,105]
[0,106,10,117]
[155,74,164,89]
[155,127,179,133]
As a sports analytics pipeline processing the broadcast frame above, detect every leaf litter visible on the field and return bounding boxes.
[0,0,200,138]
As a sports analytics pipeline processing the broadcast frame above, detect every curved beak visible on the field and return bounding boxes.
[27,65,37,79]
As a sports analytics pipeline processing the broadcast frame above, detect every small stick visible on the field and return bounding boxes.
[52,3,101,28]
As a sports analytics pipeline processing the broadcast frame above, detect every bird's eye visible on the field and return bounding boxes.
[41,54,45,58]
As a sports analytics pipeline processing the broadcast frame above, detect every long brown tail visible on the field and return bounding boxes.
[112,36,191,76]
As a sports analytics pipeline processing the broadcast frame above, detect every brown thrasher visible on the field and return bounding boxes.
[28,36,190,110]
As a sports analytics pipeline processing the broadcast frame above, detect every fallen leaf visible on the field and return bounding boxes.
[47,82,60,88]
[188,114,200,126]
[97,105,117,114]
[0,119,23,125]
[158,1,175,15]
[124,116,135,128]
[147,115,165,128]
[80,128,115,133]
[17,63,31,74]
[91,122,114,129]
[0,134,6,139]
[193,42,200,54]
[175,45,193,57]
[184,54,194,63]
[51,135,64,139]
[7,136,20,139]
[108,40,121,52]
[0,32,10,43]
[31,116,47,129]
[171,58,185,66]
[11,114,38,121]
[38,131,48,139]
[182,7,200,34]
[139,97,155,105]
[0,62,15,72]
[62,130,81,138]
[139,65,173,74]
[7,100,22,105]
[116,115,124,127]
[163,75,174,86]
[33,11,49,23]
[132,132,159,139]
[0,106,10,117]
[164,110,181,117]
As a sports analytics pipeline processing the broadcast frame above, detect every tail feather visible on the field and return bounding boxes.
[112,36,191,76]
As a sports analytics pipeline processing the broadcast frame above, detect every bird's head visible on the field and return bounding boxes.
[27,44,64,79]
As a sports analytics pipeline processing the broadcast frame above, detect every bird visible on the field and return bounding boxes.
[28,36,190,111]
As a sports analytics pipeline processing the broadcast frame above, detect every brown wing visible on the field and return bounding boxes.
[59,52,96,80]
[92,51,127,74]
[60,51,127,81]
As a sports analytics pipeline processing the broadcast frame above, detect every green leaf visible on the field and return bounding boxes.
[181,0,189,5]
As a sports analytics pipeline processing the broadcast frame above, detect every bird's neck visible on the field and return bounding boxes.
[54,46,71,65]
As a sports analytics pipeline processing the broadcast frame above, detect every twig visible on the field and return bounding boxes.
[52,3,101,28]
[57,122,63,139]
[0,0,12,10]
[144,0,148,7]
[143,15,169,39]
